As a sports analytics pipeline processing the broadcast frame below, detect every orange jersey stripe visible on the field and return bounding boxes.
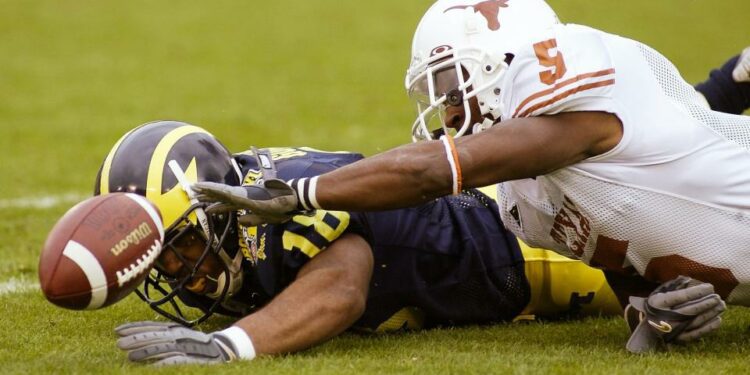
[517,79,616,118]
[512,68,616,118]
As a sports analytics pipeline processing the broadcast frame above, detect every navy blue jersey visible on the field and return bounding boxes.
[201,147,529,330]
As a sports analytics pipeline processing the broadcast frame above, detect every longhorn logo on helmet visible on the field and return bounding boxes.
[444,0,510,31]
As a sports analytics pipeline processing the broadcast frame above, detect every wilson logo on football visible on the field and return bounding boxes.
[444,0,509,31]
[110,222,153,256]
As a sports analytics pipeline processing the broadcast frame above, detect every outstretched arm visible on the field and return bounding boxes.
[315,111,622,211]
[191,111,621,220]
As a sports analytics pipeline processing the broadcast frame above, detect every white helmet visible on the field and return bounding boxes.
[405,0,559,141]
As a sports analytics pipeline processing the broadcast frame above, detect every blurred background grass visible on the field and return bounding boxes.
[0,0,746,198]
[0,0,748,372]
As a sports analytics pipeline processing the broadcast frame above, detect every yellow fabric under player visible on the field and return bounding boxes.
[477,186,621,320]
[516,242,621,320]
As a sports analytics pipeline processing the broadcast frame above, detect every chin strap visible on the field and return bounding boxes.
[207,249,244,300]
[169,159,244,301]
[472,117,496,134]
[202,146,278,301]
[251,146,278,181]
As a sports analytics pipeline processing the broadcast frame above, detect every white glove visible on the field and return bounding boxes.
[624,276,726,354]
[116,321,255,366]
[733,47,750,82]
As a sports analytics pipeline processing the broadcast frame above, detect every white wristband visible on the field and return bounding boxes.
[219,326,256,360]
[308,176,320,209]
[291,176,321,210]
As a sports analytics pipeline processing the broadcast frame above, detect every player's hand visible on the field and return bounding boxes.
[192,179,301,225]
[115,321,251,366]
[624,276,725,354]
[733,47,750,82]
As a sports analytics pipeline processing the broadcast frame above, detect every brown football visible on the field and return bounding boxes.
[39,193,164,310]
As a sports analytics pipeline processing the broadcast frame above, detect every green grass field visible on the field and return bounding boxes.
[1,0,749,373]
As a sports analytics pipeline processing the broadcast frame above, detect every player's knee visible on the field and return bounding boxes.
[332,285,368,321]
[319,270,368,320]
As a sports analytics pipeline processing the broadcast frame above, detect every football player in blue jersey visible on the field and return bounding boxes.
[98,120,620,366]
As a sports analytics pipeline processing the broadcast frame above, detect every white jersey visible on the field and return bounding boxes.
[495,24,750,305]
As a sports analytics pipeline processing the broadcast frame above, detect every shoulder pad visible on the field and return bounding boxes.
[502,24,617,119]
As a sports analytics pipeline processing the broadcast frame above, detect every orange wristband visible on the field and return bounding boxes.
[439,135,462,195]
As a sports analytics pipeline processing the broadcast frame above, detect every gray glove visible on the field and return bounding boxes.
[625,276,726,354]
[193,147,307,226]
[192,179,301,225]
[116,321,242,366]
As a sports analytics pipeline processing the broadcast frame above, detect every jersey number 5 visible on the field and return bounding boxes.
[534,39,567,85]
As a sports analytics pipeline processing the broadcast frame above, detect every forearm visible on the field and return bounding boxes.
[233,275,360,354]
[231,234,373,355]
[314,112,620,212]
[317,141,453,210]
[458,112,622,188]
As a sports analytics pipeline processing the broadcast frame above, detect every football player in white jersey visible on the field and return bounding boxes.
[192,0,749,353]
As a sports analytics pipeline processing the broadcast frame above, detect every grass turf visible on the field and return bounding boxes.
[1,0,748,372]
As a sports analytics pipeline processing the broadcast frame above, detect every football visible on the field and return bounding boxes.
[39,193,164,310]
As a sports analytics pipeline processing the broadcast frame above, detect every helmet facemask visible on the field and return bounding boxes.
[406,46,509,141]
[405,0,561,142]
[135,159,245,327]
[137,202,238,327]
